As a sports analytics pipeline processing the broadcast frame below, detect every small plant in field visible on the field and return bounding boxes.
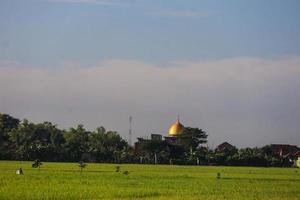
[32,159,42,170]
[217,172,221,179]
[123,170,129,175]
[115,166,120,172]
[78,161,87,174]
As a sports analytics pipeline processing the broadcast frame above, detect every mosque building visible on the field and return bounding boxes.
[134,117,300,166]
[135,118,185,148]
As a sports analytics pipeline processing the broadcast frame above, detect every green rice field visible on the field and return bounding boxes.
[0,161,299,200]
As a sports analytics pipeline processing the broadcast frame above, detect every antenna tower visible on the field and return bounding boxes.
[129,116,132,146]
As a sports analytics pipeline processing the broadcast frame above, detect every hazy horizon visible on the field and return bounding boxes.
[1,0,300,148]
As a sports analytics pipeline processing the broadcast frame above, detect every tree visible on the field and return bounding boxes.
[177,127,207,151]
[9,120,65,161]
[143,140,170,164]
[0,113,20,133]
[168,143,185,164]
[9,119,35,160]
[176,127,207,164]
[0,113,20,159]
[64,125,90,161]
[120,145,136,163]
[193,146,209,165]
[89,127,128,163]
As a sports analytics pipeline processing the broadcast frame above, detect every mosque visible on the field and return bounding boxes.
[134,118,300,167]
[135,118,185,146]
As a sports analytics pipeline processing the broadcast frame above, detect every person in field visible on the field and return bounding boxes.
[16,168,23,175]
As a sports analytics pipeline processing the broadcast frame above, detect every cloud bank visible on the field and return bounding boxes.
[1,56,300,147]
[151,10,209,18]
[46,0,131,6]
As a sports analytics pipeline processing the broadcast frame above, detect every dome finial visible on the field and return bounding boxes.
[177,114,180,123]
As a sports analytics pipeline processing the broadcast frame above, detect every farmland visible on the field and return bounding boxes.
[0,161,299,200]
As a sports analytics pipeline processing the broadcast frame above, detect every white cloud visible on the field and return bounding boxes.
[1,56,300,147]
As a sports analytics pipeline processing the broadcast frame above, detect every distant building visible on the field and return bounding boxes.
[134,118,185,152]
[292,150,300,158]
[270,144,300,158]
[134,134,163,157]
[151,134,162,141]
[134,137,149,156]
[215,142,236,153]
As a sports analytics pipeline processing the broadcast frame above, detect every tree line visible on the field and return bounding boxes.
[0,113,295,167]
[0,113,131,163]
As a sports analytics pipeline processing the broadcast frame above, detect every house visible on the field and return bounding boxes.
[215,142,236,153]
[270,144,300,158]
[292,150,300,158]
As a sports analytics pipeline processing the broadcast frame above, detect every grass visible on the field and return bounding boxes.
[0,161,299,200]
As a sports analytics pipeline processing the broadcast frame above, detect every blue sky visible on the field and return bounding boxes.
[1,0,300,66]
[1,0,300,147]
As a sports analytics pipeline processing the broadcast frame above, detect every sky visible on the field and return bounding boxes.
[1,0,300,147]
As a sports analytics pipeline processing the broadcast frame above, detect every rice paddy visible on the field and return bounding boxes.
[0,161,299,200]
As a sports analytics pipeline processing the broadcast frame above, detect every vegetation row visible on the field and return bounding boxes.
[0,113,294,167]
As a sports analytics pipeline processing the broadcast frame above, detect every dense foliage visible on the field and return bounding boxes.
[0,113,130,163]
[0,113,294,167]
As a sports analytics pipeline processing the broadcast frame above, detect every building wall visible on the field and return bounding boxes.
[151,134,162,141]
[297,157,300,168]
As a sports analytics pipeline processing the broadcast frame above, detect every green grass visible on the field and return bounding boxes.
[0,161,299,200]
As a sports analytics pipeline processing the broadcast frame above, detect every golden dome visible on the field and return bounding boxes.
[168,119,184,136]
